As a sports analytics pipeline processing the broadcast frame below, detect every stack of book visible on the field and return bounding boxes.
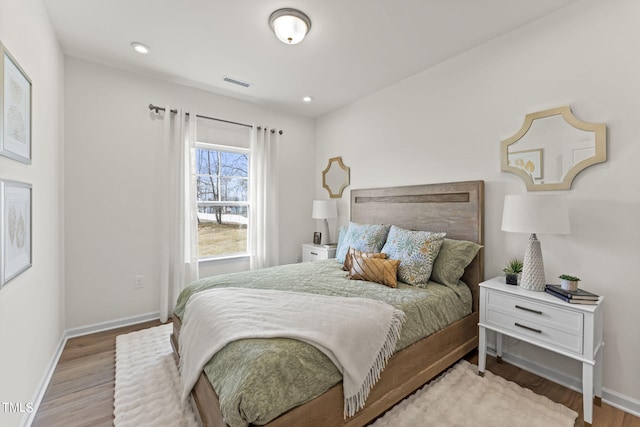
[544,285,600,305]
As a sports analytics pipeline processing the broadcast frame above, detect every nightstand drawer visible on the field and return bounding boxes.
[303,249,324,262]
[487,291,583,333]
[301,244,336,262]
[486,308,583,354]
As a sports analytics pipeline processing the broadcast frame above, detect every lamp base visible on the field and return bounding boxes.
[320,219,331,245]
[520,233,546,292]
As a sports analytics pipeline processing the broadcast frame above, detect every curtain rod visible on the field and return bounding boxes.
[148,104,283,135]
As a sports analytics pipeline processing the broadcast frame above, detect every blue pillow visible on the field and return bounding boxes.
[335,225,348,262]
[335,222,391,264]
[381,225,446,287]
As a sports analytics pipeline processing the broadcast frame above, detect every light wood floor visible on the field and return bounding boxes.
[32,320,163,427]
[32,321,640,427]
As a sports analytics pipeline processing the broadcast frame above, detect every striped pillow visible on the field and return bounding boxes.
[342,247,387,271]
[348,255,401,288]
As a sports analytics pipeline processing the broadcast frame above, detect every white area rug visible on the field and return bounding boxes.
[372,359,578,427]
[114,324,198,427]
[114,324,577,427]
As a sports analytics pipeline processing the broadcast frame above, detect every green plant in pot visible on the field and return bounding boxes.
[503,258,523,285]
[559,274,580,291]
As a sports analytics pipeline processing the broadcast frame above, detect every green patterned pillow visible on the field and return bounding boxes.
[381,225,446,287]
[430,238,482,289]
[335,222,391,263]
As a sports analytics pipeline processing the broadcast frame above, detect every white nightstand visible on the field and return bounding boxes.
[301,243,336,262]
[478,276,604,427]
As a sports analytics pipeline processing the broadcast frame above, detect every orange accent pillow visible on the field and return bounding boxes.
[342,247,387,271]
[348,255,401,288]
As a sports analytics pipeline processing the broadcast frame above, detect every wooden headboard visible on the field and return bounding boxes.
[350,180,485,311]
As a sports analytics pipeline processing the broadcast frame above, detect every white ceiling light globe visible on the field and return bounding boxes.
[269,9,311,45]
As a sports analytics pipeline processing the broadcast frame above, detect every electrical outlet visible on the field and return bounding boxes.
[134,275,144,289]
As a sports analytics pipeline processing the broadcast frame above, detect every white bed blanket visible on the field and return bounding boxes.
[178,287,405,417]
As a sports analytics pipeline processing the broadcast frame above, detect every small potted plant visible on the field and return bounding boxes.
[503,258,523,285]
[559,274,581,291]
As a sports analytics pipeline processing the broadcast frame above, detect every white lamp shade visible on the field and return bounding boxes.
[501,195,570,235]
[312,200,338,219]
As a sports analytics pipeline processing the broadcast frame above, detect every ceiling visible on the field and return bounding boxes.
[42,0,579,118]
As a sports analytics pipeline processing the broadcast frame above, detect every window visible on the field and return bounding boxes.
[196,143,249,259]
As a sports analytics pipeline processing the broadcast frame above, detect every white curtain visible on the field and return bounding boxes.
[159,106,199,323]
[249,126,279,269]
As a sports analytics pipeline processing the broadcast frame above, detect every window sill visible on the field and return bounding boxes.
[198,254,250,266]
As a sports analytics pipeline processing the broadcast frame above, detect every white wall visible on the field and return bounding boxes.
[64,57,315,329]
[0,0,64,425]
[316,0,640,411]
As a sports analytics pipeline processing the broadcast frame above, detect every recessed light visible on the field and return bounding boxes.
[303,96,313,102]
[130,42,150,54]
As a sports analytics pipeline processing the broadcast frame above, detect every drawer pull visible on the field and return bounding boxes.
[310,252,318,256]
[514,322,542,334]
[515,305,542,315]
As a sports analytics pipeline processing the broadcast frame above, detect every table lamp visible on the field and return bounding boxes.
[501,194,570,291]
[312,200,338,245]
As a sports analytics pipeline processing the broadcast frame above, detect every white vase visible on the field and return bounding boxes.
[520,236,546,292]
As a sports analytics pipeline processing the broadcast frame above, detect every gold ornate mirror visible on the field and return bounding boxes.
[322,156,350,198]
[501,106,607,191]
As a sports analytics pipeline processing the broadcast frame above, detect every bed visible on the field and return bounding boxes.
[171,180,484,427]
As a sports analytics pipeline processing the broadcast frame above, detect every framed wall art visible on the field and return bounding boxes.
[1,180,32,286]
[507,148,543,180]
[0,42,32,164]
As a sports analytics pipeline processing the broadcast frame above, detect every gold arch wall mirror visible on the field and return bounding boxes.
[322,156,350,198]
[501,106,607,191]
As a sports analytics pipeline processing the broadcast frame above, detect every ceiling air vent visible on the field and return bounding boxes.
[223,76,250,88]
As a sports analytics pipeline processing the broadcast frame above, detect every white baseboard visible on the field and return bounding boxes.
[65,311,160,339]
[20,331,67,427]
[604,388,640,419]
[486,345,640,418]
[21,312,160,427]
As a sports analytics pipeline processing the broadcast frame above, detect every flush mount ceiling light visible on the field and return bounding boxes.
[269,8,311,45]
[130,42,150,54]
[303,96,313,102]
